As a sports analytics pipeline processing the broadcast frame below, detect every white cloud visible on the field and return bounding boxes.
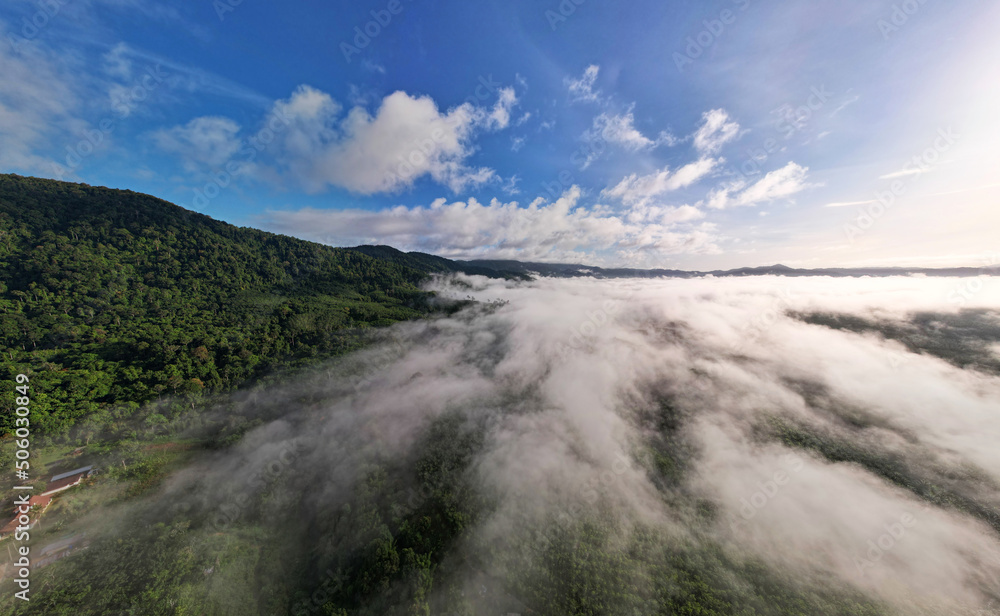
[830,93,860,117]
[347,84,373,107]
[565,65,602,103]
[0,26,87,175]
[706,162,811,209]
[588,110,655,151]
[0,14,262,177]
[825,199,878,208]
[484,87,518,130]
[625,203,706,226]
[257,85,518,194]
[151,115,243,171]
[657,130,681,147]
[262,186,720,262]
[580,109,676,168]
[693,108,741,154]
[604,158,719,207]
[501,175,521,195]
[736,162,811,204]
[95,43,270,108]
[511,136,525,152]
[361,59,385,74]
[879,168,929,180]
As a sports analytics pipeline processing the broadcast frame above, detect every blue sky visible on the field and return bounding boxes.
[2,0,998,268]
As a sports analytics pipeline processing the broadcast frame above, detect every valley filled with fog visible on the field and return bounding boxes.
[24,273,1000,616]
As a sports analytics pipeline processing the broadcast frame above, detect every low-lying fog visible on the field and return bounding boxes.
[101,274,1000,614]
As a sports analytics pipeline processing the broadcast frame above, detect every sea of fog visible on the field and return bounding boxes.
[100,274,1000,614]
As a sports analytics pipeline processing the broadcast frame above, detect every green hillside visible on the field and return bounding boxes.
[347,244,530,280]
[0,175,902,616]
[0,174,456,436]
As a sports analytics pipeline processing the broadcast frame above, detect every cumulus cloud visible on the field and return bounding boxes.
[705,162,812,209]
[266,85,515,194]
[693,108,741,154]
[261,186,720,262]
[149,84,518,195]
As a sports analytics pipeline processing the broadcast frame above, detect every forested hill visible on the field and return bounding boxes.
[348,244,530,280]
[0,174,483,436]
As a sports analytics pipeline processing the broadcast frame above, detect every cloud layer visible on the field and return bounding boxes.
[106,273,1000,614]
[263,186,721,263]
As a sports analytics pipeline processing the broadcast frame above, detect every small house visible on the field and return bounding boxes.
[41,466,94,497]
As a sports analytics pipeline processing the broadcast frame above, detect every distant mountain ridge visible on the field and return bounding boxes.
[335,248,996,281]
[457,259,998,279]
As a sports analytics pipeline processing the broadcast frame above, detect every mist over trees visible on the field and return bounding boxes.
[0,174,474,437]
[2,178,1000,615]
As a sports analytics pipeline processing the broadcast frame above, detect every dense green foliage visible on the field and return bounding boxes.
[795,309,1000,375]
[347,245,529,281]
[0,174,456,436]
[0,406,890,616]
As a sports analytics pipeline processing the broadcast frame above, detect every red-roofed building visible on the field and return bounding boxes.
[40,466,93,497]
[0,467,95,541]
[28,495,52,512]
